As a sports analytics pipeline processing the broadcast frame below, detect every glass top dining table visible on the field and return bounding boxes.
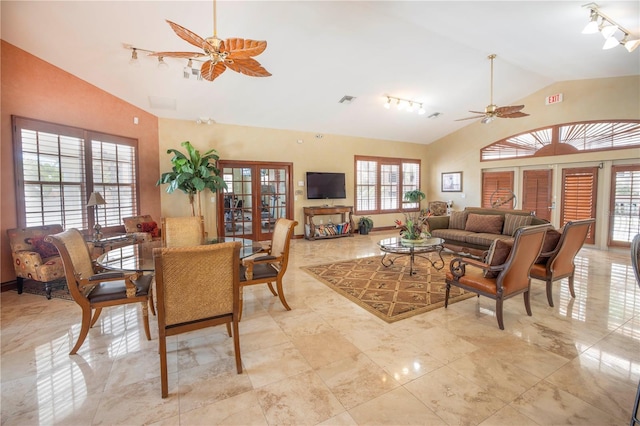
[96,237,264,272]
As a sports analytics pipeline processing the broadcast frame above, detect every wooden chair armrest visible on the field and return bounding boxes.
[79,271,140,297]
[449,256,504,278]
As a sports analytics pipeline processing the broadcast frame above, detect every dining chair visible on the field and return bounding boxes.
[529,218,595,307]
[161,216,205,247]
[630,233,640,426]
[46,228,153,354]
[153,241,243,398]
[445,224,550,330]
[240,218,297,320]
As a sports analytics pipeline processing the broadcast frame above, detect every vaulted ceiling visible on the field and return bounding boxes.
[2,1,639,144]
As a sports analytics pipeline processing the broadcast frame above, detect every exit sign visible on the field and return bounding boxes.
[546,93,563,105]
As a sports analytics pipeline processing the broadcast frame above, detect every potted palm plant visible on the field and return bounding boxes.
[358,216,374,235]
[395,189,429,242]
[157,141,227,217]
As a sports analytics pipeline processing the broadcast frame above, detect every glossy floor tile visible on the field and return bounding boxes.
[2,231,639,425]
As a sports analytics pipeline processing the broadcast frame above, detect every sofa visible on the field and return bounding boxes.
[426,207,549,257]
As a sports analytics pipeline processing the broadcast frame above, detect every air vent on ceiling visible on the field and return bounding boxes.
[338,95,356,104]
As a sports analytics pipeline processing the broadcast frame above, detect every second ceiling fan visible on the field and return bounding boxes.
[457,54,529,124]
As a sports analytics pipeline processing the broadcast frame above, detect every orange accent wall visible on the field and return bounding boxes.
[1,41,161,283]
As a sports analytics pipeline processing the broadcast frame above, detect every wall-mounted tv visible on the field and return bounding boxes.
[306,172,346,200]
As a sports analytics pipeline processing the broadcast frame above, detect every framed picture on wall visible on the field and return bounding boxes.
[442,172,463,192]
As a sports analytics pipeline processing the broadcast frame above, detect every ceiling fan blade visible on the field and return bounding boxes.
[468,110,486,114]
[166,20,215,51]
[200,61,226,81]
[498,111,530,118]
[225,38,268,58]
[455,115,485,121]
[225,58,271,77]
[148,51,206,59]
[495,105,525,114]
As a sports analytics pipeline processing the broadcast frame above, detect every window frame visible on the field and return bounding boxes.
[354,155,421,215]
[12,116,140,232]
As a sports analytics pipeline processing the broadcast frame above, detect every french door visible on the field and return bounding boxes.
[217,161,293,241]
[522,169,552,221]
[609,164,640,247]
[560,167,597,244]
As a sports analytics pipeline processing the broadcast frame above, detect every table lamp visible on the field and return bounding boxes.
[87,191,106,240]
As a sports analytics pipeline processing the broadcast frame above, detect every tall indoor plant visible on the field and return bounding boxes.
[157,141,227,217]
[395,189,429,241]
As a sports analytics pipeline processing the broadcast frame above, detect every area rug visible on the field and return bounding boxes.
[18,279,72,301]
[302,252,474,323]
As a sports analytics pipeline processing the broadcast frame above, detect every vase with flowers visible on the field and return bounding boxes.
[395,189,431,243]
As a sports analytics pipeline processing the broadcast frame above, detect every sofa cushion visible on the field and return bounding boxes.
[535,228,563,264]
[431,228,474,242]
[502,213,533,236]
[465,213,504,235]
[465,233,513,248]
[449,211,468,230]
[484,239,513,278]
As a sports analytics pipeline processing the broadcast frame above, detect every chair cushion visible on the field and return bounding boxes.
[240,263,278,282]
[448,211,468,230]
[88,274,151,303]
[535,229,563,264]
[502,214,533,236]
[446,268,498,295]
[484,239,513,278]
[465,213,504,235]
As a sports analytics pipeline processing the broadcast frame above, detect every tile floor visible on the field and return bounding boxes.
[1,230,639,425]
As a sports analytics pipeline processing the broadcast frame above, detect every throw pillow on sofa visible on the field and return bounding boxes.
[449,211,468,230]
[502,213,533,236]
[29,236,59,259]
[484,239,513,278]
[465,213,504,235]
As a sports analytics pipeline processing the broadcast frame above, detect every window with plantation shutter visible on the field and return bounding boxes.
[481,171,514,209]
[522,169,552,221]
[609,164,640,247]
[13,116,139,231]
[355,156,420,215]
[561,167,597,244]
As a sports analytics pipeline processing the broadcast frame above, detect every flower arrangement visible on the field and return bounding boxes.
[395,211,432,241]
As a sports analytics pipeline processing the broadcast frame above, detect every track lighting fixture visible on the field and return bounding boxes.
[581,3,639,53]
[383,96,427,116]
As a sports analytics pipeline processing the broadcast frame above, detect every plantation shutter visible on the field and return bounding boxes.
[609,164,640,247]
[522,169,552,220]
[481,171,514,209]
[561,167,597,244]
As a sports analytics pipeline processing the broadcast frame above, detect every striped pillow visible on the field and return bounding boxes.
[502,214,533,236]
[448,211,468,230]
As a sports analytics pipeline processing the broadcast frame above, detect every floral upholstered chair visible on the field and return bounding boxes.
[123,215,161,242]
[7,224,66,299]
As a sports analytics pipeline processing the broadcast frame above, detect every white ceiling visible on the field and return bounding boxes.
[2,1,639,145]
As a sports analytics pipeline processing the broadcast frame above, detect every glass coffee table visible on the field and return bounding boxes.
[377,236,445,275]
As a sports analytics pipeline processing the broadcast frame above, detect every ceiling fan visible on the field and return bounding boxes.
[150,0,271,82]
[456,54,529,124]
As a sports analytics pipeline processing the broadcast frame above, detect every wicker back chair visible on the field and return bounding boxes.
[529,218,595,307]
[161,216,205,247]
[153,241,242,398]
[46,228,152,354]
[445,224,550,330]
[240,218,298,320]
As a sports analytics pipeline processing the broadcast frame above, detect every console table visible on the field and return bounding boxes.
[303,206,355,240]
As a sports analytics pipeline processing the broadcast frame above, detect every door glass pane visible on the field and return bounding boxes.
[610,165,640,246]
[259,168,288,237]
[222,167,253,238]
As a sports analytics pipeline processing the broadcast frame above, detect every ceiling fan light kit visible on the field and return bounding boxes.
[456,54,529,124]
[581,3,639,52]
[125,0,271,82]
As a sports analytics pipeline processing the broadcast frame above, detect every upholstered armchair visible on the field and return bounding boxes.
[428,201,448,216]
[123,215,161,242]
[445,224,550,330]
[529,218,595,307]
[46,228,153,355]
[153,241,242,398]
[7,224,66,299]
[240,218,297,320]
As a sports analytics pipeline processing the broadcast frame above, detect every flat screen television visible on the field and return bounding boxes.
[306,172,346,200]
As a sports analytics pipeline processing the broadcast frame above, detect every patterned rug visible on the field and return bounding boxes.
[18,279,72,301]
[302,252,474,323]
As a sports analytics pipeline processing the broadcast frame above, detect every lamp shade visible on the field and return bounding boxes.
[87,192,106,207]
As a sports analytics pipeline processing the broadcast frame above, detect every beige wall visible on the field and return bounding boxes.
[426,75,640,248]
[158,120,429,237]
[1,42,161,283]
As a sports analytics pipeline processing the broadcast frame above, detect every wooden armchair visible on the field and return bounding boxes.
[240,218,298,320]
[445,224,550,330]
[161,216,205,247]
[46,229,153,354]
[7,224,66,298]
[529,218,595,307]
[153,242,242,398]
